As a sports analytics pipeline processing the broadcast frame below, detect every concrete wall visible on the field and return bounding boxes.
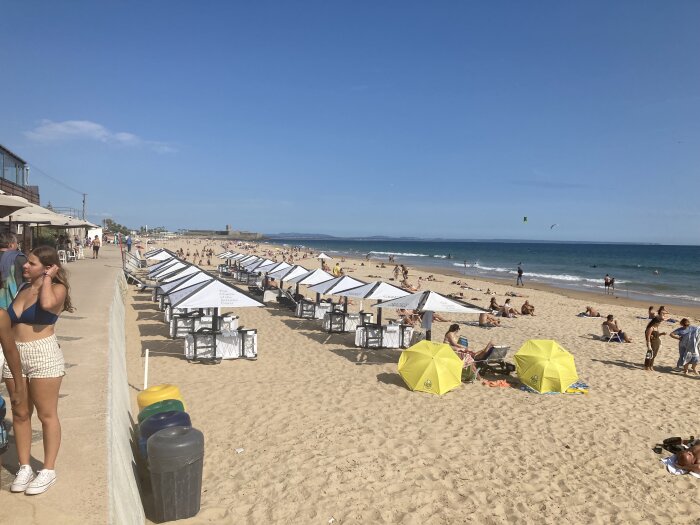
[108,273,145,525]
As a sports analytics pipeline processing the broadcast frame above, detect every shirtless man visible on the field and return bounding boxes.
[603,314,632,343]
[675,443,700,474]
[521,300,535,316]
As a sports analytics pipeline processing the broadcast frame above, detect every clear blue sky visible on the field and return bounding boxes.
[1,1,699,244]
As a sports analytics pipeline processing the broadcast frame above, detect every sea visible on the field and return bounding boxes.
[268,239,700,307]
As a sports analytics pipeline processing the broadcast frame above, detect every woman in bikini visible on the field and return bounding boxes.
[3,246,74,495]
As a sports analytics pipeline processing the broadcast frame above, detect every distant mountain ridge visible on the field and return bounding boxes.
[264,233,658,245]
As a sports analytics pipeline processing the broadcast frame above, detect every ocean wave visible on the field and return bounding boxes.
[369,251,429,257]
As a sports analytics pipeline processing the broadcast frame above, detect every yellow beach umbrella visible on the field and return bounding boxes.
[397,340,463,396]
[515,339,578,393]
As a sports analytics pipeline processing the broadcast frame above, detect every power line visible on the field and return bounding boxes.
[28,163,84,195]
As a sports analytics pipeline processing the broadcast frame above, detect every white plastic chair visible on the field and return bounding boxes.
[77,246,85,260]
[602,324,623,343]
[66,250,77,262]
[57,250,68,264]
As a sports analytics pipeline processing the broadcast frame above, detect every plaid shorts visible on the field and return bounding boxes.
[2,334,65,379]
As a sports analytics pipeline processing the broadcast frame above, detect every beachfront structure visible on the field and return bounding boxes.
[0,143,40,204]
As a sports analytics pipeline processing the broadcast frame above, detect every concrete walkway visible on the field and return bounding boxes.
[1,245,123,523]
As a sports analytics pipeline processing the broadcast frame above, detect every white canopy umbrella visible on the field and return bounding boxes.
[316,252,332,260]
[217,251,234,259]
[170,279,264,309]
[147,258,179,276]
[159,264,201,283]
[158,271,211,295]
[228,253,249,261]
[257,261,290,275]
[284,268,334,299]
[307,275,367,296]
[307,275,367,312]
[334,281,410,323]
[287,268,333,286]
[267,265,308,282]
[147,249,177,261]
[244,258,274,272]
[150,261,187,279]
[371,290,487,340]
[0,194,30,218]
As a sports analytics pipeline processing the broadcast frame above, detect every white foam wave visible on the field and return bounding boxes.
[368,251,429,257]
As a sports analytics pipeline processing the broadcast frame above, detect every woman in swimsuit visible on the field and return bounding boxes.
[3,246,74,495]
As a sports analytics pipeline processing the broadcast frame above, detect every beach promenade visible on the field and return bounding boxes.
[1,245,122,523]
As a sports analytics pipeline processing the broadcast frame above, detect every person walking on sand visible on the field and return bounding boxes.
[670,318,699,375]
[516,263,524,287]
[92,235,101,259]
[3,246,74,494]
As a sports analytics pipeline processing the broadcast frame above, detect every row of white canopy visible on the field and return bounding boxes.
[215,251,487,328]
[143,248,263,309]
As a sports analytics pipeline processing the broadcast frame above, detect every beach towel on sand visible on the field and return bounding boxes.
[661,455,700,478]
[519,380,589,395]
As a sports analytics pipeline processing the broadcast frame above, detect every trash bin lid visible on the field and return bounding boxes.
[148,426,204,472]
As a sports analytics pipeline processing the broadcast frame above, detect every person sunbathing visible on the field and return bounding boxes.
[479,312,501,327]
[500,299,519,318]
[603,315,632,343]
[401,279,420,292]
[488,297,501,312]
[444,324,496,361]
[520,300,535,316]
[421,311,448,323]
[398,309,421,325]
[675,443,700,473]
[584,306,601,317]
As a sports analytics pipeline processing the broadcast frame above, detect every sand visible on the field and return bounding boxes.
[126,239,700,524]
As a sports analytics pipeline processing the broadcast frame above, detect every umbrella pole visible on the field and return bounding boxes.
[377,300,383,325]
[344,296,348,313]
[426,315,432,341]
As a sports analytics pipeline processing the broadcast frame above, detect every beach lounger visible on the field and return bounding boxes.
[601,324,623,343]
[474,345,515,375]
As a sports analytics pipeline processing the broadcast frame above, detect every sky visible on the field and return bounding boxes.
[1,1,699,244]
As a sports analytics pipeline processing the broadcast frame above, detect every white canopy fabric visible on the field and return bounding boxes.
[316,252,332,260]
[228,253,248,260]
[160,264,201,283]
[257,261,291,275]
[372,290,487,340]
[335,281,410,301]
[286,268,333,286]
[371,290,486,314]
[170,279,264,309]
[245,259,274,272]
[307,275,366,295]
[147,250,177,262]
[0,194,30,218]
[150,261,187,279]
[267,265,308,282]
[160,271,213,295]
[217,251,234,259]
[148,258,179,276]
[238,255,260,266]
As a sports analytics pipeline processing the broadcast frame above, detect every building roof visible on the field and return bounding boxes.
[0,144,29,165]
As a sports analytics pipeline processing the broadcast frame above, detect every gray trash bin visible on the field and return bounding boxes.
[148,426,204,522]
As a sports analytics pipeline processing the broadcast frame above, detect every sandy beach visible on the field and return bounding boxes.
[121,238,699,524]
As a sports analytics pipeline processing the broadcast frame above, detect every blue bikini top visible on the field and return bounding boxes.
[8,284,59,325]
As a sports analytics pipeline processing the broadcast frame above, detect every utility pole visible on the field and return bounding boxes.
[82,193,87,219]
